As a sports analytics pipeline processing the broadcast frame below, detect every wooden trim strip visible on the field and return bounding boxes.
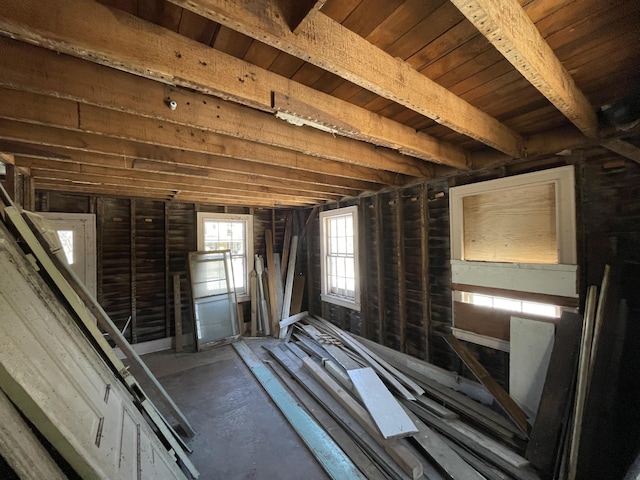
[442,334,530,437]
[451,283,579,308]
[232,341,367,480]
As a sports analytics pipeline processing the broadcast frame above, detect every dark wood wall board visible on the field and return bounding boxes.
[525,311,581,478]
[133,199,166,342]
[167,201,195,336]
[101,197,133,333]
[381,191,401,350]
[453,302,511,341]
[36,191,91,213]
[576,264,626,479]
[35,190,301,344]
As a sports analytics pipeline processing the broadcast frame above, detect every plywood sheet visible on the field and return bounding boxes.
[462,182,557,263]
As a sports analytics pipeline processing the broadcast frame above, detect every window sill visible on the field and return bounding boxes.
[321,294,360,312]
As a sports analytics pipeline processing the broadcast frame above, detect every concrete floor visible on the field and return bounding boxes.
[139,339,329,480]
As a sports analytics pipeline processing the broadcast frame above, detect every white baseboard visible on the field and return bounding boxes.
[112,333,193,359]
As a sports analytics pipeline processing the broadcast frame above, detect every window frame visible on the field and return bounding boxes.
[450,165,577,264]
[448,166,578,351]
[196,212,253,303]
[319,206,361,311]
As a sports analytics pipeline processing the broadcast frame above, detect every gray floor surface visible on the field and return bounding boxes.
[138,338,330,480]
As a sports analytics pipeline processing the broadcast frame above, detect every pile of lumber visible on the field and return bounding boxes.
[262,314,542,480]
[250,222,305,338]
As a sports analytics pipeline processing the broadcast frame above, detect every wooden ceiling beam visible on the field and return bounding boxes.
[23,162,320,205]
[0,37,433,179]
[602,139,640,165]
[0,121,397,188]
[0,136,379,194]
[12,152,353,198]
[0,0,469,169]
[449,0,599,138]
[281,0,328,33]
[167,0,523,156]
[0,89,416,184]
[34,180,299,208]
[18,158,334,203]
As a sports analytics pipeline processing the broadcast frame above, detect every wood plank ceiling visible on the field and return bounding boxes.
[0,0,639,207]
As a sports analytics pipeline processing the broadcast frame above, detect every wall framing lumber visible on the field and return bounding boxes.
[395,190,407,352]
[375,195,386,345]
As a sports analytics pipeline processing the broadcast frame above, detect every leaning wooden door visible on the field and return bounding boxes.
[0,224,187,480]
[39,212,97,297]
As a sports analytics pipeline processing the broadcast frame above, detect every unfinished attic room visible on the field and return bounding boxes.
[2,0,640,479]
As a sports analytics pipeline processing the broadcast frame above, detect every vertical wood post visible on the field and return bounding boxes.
[265,229,279,336]
[164,202,171,338]
[97,197,104,305]
[396,190,407,353]
[281,212,293,283]
[22,173,35,211]
[306,207,318,316]
[375,195,385,345]
[3,163,20,206]
[357,198,368,338]
[130,199,137,344]
[420,184,431,361]
[173,274,183,352]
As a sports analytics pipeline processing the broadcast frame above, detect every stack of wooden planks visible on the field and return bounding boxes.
[260,314,542,480]
[250,221,305,338]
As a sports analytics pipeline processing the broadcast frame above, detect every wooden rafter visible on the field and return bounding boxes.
[32,180,299,208]
[0,120,404,187]
[13,155,349,199]
[283,0,327,33]
[603,139,640,165]
[449,0,598,138]
[0,37,433,179]
[0,0,469,170]
[168,0,523,156]
[18,158,332,203]
[0,87,431,182]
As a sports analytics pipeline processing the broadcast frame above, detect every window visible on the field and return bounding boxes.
[448,166,578,351]
[197,212,253,302]
[320,206,360,311]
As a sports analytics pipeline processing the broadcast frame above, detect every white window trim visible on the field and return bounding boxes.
[319,206,361,311]
[196,212,253,303]
[448,166,577,348]
[449,165,577,264]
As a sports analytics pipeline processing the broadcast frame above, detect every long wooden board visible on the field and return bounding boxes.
[266,345,411,480]
[266,352,389,480]
[264,230,279,336]
[302,357,424,479]
[403,407,484,480]
[525,311,581,477]
[347,367,418,440]
[443,334,530,437]
[232,341,366,480]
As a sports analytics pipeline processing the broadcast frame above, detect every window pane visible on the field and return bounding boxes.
[56,230,74,265]
[202,218,248,294]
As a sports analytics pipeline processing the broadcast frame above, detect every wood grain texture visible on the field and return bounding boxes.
[525,311,581,478]
[347,367,418,439]
[443,334,530,437]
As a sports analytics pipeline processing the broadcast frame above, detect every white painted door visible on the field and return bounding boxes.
[0,223,187,480]
[40,212,97,297]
